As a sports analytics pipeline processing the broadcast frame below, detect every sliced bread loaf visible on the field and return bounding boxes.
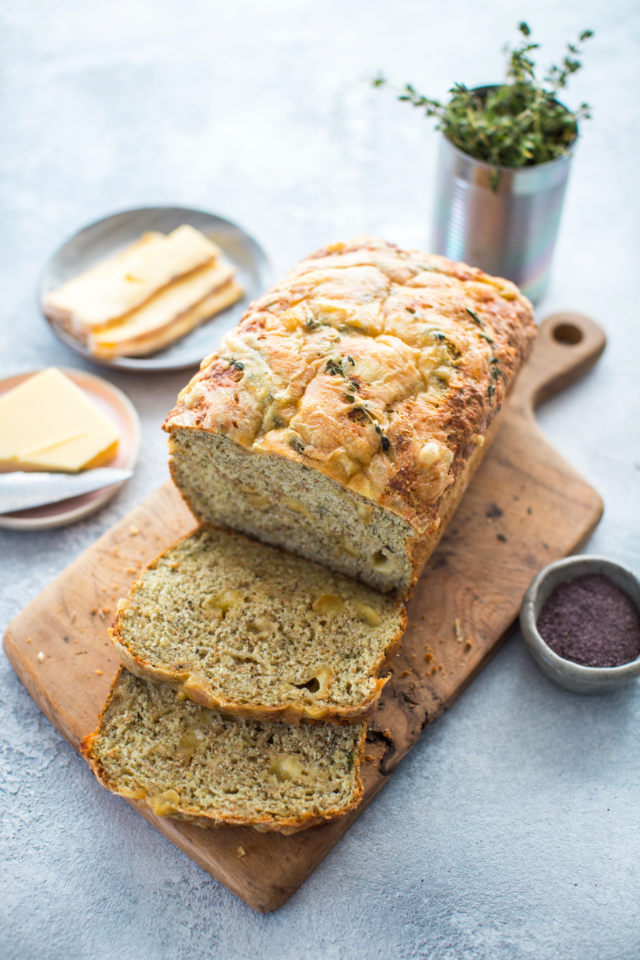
[111,525,405,724]
[164,236,536,596]
[81,668,365,834]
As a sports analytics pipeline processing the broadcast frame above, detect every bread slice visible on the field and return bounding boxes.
[44,225,223,336]
[164,236,536,597]
[111,525,405,724]
[87,259,242,358]
[81,668,365,834]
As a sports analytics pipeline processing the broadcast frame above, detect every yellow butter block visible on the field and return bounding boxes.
[0,368,120,472]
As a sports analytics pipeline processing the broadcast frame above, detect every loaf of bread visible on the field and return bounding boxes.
[164,237,536,596]
[111,525,405,724]
[81,668,365,834]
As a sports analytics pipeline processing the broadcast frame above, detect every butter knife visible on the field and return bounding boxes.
[0,468,134,514]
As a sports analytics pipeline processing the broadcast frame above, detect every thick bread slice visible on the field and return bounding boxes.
[88,261,242,358]
[111,525,406,724]
[44,225,223,336]
[164,236,536,597]
[81,668,365,834]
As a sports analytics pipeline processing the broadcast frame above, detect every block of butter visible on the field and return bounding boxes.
[0,368,120,472]
[43,225,223,337]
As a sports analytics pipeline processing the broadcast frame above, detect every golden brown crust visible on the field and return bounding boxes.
[109,523,407,725]
[402,405,504,597]
[80,667,366,834]
[163,236,536,538]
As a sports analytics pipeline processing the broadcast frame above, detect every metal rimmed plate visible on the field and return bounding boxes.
[0,368,140,530]
[39,207,271,371]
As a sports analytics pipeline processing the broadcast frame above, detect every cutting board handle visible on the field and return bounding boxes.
[510,312,606,417]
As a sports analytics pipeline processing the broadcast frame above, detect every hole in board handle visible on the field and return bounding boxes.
[553,323,583,345]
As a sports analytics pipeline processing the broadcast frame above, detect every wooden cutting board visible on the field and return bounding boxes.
[3,312,605,913]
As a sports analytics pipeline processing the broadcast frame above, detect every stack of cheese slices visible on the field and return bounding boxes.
[82,236,537,835]
[43,225,243,359]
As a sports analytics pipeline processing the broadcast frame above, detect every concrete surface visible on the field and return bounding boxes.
[1,1,639,957]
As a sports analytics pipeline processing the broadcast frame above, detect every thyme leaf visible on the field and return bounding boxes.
[325,359,343,376]
[465,307,485,328]
[326,356,359,385]
[487,362,507,400]
[288,437,306,454]
[227,358,244,371]
[374,424,391,452]
[351,404,391,450]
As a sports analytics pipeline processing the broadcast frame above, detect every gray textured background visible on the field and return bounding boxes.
[2,1,640,958]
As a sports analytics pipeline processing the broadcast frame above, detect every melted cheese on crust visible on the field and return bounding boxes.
[164,237,536,533]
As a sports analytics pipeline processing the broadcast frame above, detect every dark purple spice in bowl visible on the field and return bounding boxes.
[537,573,640,668]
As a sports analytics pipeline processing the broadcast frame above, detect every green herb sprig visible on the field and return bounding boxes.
[374,23,593,181]
[488,359,507,401]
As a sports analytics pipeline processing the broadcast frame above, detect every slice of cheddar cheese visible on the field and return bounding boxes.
[88,262,242,358]
[0,368,120,472]
[43,225,223,336]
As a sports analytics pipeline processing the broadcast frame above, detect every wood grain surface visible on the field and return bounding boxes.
[3,312,606,913]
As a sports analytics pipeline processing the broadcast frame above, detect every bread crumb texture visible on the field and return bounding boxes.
[112,526,405,723]
[82,668,365,833]
[164,237,535,594]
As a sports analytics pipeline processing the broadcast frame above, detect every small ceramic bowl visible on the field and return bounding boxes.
[520,555,640,694]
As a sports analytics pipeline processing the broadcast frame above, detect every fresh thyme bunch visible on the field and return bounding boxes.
[375,23,593,173]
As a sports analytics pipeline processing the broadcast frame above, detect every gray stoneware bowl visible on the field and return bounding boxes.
[520,555,640,694]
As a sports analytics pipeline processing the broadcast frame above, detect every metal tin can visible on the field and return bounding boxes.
[432,132,575,303]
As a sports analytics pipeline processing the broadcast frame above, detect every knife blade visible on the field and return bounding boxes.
[0,468,134,514]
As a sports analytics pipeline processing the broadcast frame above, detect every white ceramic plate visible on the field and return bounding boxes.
[0,368,140,530]
[39,206,271,372]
